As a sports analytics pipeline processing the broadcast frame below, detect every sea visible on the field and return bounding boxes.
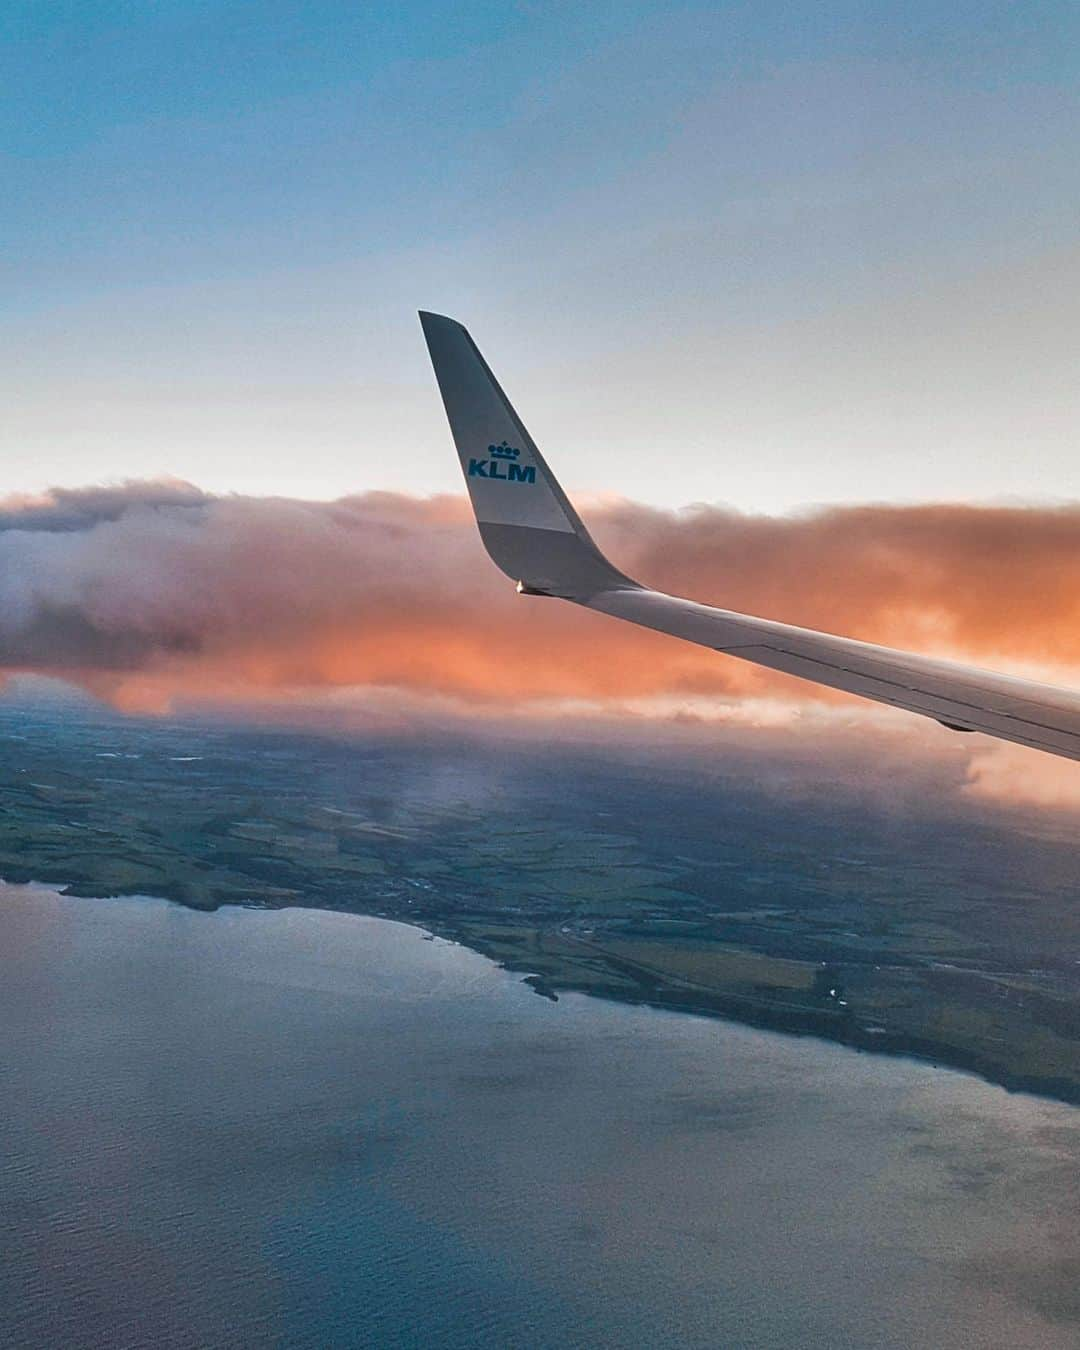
[1,881,1077,1349]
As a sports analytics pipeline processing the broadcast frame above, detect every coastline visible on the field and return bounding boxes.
[5,876,1078,1110]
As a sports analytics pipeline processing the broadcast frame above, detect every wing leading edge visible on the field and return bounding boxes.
[420,311,1080,763]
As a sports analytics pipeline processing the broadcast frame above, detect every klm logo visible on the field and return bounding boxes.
[468,441,536,484]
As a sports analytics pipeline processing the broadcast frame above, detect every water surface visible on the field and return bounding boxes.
[1,883,1077,1348]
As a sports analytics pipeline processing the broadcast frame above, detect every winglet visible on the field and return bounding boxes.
[420,311,636,598]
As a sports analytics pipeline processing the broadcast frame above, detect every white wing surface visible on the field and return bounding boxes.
[420,311,1080,763]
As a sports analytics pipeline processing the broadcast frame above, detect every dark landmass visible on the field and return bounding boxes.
[0,701,1077,1102]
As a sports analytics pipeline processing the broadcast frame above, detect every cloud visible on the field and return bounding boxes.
[0,479,209,533]
[0,481,1078,743]
[964,741,1080,810]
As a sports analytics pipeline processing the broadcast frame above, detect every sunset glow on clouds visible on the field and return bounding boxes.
[3,480,1079,741]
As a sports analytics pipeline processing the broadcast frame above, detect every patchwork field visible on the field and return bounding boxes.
[0,702,1077,1101]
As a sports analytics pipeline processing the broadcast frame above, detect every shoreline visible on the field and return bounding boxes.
[5,876,1078,1111]
[428,917,1080,1109]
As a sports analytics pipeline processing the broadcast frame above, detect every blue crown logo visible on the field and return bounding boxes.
[488,441,520,460]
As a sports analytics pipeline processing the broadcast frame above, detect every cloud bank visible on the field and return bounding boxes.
[2,480,1079,725]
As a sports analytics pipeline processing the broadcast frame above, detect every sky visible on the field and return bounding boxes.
[4,1,1080,511]
[2,2,1080,808]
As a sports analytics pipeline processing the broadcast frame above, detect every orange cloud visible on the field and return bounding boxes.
[2,481,1079,727]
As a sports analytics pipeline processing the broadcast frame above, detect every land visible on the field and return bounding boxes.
[0,701,1077,1102]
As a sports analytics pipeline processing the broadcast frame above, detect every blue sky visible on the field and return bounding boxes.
[4,1,1080,510]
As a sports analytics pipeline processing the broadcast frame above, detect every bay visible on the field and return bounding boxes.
[1,882,1077,1349]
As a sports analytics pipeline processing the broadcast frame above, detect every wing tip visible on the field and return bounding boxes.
[418,310,466,336]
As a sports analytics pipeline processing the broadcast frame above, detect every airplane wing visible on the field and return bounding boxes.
[420,311,1080,763]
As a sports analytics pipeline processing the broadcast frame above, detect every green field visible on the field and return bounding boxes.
[0,703,1077,1102]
